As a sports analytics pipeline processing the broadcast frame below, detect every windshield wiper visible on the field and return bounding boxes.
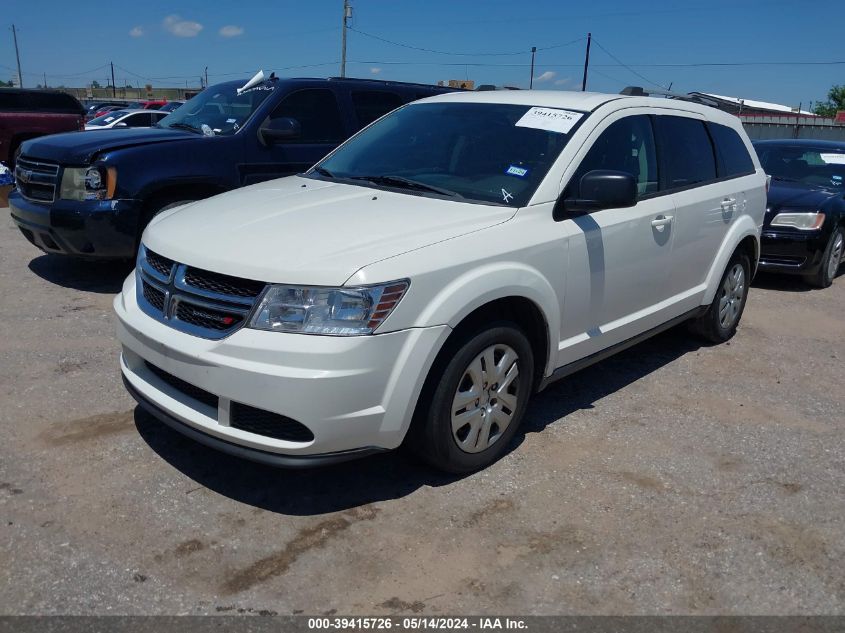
[771,175,800,183]
[167,122,202,134]
[351,175,462,198]
[312,166,335,179]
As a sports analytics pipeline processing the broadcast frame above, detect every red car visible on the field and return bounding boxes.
[0,89,85,168]
[125,99,168,110]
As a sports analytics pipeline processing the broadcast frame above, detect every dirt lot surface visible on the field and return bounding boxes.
[1,206,843,616]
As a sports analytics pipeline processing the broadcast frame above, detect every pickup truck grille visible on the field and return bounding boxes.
[14,157,59,203]
[136,244,267,340]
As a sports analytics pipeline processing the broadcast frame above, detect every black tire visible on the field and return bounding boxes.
[408,322,535,473]
[805,227,844,289]
[689,250,751,344]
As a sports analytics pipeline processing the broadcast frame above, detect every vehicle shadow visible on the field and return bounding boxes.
[752,269,843,293]
[28,254,133,294]
[135,325,703,517]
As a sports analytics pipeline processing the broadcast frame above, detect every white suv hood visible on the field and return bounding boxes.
[143,176,514,286]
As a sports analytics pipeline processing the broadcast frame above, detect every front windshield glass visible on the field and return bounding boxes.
[757,145,845,190]
[88,110,129,126]
[313,102,581,206]
[156,81,275,136]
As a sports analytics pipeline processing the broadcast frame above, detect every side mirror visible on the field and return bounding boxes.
[554,170,638,220]
[114,122,128,128]
[259,117,301,145]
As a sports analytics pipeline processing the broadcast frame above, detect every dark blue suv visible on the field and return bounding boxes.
[10,75,456,259]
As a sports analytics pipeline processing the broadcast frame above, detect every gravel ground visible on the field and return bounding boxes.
[0,206,843,616]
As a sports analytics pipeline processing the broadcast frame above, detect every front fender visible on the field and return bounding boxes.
[701,215,760,305]
[386,262,560,377]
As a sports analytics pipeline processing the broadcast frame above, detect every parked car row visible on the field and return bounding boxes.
[5,74,843,474]
[85,99,182,121]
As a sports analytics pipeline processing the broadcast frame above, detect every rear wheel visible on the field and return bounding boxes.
[408,322,534,473]
[689,251,750,344]
[805,227,843,289]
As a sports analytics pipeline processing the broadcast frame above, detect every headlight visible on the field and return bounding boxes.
[60,166,117,201]
[770,211,825,230]
[249,280,409,335]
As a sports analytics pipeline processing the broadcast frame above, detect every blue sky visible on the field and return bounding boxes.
[4,0,843,108]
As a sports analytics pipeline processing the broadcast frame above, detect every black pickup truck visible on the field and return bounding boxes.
[10,75,455,259]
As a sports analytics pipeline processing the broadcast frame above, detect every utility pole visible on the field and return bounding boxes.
[529,46,536,89]
[110,61,116,97]
[340,0,352,78]
[204,66,208,88]
[581,32,591,92]
[43,72,47,89]
[11,24,23,88]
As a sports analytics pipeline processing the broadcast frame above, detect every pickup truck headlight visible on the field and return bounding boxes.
[770,211,825,230]
[249,281,409,335]
[60,166,117,201]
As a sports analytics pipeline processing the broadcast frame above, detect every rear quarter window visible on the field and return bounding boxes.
[707,122,755,178]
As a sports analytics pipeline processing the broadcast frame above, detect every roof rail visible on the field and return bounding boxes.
[620,86,719,108]
[326,77,455,90]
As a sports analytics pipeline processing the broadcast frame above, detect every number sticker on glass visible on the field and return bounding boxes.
[515,107,583,134]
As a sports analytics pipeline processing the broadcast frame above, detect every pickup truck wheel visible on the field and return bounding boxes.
[689,251,750,344]
[805,227,843,289]
[409,322,534,473]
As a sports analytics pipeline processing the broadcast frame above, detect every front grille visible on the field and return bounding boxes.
[142,281,166,311]
[145,362,218,410]
[174,300,244,331]
[184,267,266,299]
[15,157,59,203]
[230,403,314,442]
[145,249,175,280]
[137,245,264,340]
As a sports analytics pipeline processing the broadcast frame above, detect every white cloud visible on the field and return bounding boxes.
[370,67,382,75]
[554,77,570,86]
[219,25,244,38]
[533,71,556,83]
[163,15,203,38]
[129,26,144,38]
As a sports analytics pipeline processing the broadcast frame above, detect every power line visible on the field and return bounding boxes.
[591,38,666,90]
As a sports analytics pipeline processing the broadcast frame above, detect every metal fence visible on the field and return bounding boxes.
[741,115,845,142]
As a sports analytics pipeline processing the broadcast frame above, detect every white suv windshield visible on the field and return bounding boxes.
[314,102,583,207]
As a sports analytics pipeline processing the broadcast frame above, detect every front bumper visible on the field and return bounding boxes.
[758,229,828,274]
[115,273,451,463]
[9,190,141,259]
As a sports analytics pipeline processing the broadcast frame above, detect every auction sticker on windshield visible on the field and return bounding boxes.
[515,107,583,134]
[820,153,845,165]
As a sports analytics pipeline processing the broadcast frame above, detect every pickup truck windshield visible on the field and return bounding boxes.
[156,81,275,136]
[313,102,582,207]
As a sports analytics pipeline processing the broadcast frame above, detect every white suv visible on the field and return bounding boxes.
[114,90,766,473]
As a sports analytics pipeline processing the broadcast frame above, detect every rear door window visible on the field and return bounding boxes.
[707,122,755,178]
[351,91,404,127]
[270,89,345,143]
[656,116,717,189]
[125,113,152,127]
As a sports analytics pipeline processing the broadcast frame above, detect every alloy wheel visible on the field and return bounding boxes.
[828,232,844,281]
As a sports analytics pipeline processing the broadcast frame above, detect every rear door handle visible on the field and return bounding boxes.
[651,215,674,230]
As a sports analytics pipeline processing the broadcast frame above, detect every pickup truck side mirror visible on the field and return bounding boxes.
[554,170,638,220]
[259,117,301,145]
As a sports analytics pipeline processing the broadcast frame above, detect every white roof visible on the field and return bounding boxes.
[421,89,624,111]
[698,92,813,115]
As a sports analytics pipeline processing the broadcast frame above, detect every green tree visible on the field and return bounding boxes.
[813,84,845,117]
[91,80,101,89]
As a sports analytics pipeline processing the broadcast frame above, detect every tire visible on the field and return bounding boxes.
[408,322,535,473]
[689,250,751,344]
[805,227,843,289]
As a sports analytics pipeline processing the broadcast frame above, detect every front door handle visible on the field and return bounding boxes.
[721,198,737,209]
[651,215,674,230]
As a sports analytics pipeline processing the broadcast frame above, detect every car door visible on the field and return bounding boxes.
[557,112,678,366]
[240,88,348,186]
[654,115,739,306]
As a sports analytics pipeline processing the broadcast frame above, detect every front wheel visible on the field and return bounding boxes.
[408,323,535,473]
[689,251,751,344]
[805,227,843,289]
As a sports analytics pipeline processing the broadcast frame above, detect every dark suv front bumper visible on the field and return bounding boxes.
[758,229,827,275]
[9,190,141,259]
